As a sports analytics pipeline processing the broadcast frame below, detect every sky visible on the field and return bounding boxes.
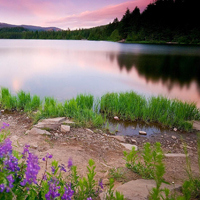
[0,0,151,30]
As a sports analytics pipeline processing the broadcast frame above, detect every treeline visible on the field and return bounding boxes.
[0,0,200,44]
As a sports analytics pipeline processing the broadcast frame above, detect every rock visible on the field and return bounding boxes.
[112,179,180,200]
[29,128,51,136]
[131,139,137,144]
[61,119,75,124]
[41,117,66,123]
[34,117,66,130]
[55,133,59,137]
[61,125,70,133]
[120,143,138,151]
[110,136,125,143]
[164,153,187,158]
[193,121,200,131]
[34,122,60,130]
[1,110,4,113]
[132,127,135,129]
[114,116,119,120]
[85,128,94,133]
[102,178,110,185]
[172,136,177,140]
[173,128,177,132]
[139,131,147,135]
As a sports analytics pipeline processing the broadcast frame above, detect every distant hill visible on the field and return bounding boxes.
[0,22,61,31]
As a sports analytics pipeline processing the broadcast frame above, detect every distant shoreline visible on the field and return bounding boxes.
[0,38,200,46]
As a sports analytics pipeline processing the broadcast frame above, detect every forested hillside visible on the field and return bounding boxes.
[0,0,199,44]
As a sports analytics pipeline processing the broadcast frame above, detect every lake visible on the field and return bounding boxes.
[0,39,200,135]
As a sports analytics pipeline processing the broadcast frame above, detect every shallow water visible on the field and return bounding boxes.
[0,39,200,135]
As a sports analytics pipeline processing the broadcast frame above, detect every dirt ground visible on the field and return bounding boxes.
[0,111,199,191]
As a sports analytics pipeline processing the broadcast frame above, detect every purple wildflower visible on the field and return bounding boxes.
[67,158,73,169]
[42,153,53,161]
[51,166,56,174]
[21,152,40,185]
[0,138,12,158]
[0,184,5,192]
[3,122,10,127]
[59,164,66,172]
[7,175,14,188]
[45,178,61,200]
[87,198,92,200]
[4,154,20,172]
[20,179,27,186]
[99,179,103,189]
[43,174,47,181]
[61,184,74,200]
[22,144,30,159]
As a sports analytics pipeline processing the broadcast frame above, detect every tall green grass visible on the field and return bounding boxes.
[101,92,200,131]
[1,88,200,130]
[0,88,104,128]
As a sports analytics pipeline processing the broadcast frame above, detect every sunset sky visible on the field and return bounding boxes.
[0,0,151,30]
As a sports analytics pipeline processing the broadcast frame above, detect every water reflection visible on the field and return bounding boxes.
[108,118,171,137]
[114,53,200,92]
[0,40,200,108]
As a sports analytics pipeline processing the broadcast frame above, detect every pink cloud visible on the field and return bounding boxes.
[0,0,74,25]
[47,0,151,29]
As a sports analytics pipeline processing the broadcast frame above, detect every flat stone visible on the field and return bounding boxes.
[29,128,51,136]
[120,143,138,151]
[34,122,59,130]
[172,136,177,140]
[41,117,66,123]
[113,179,181,200]
[61,125,70,133]
[110,136,126,143]
[34,117,66,130]
[164,153,187,158]
[61,119,75,124]
[173,128,177,132]
[139,131,147,135]
[193,121,200,131]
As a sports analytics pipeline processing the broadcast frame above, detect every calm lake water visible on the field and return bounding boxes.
[0,39,200,135]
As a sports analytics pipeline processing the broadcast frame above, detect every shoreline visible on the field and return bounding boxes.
[1,88,200,132]
[1,38,200,46]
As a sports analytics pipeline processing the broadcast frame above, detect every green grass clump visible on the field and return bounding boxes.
[123,142,164,179]
[0,88,42,112]
[101,92,200,131]
[76,94,94,109]
[0,87,104,128]
[0,87,17,110]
